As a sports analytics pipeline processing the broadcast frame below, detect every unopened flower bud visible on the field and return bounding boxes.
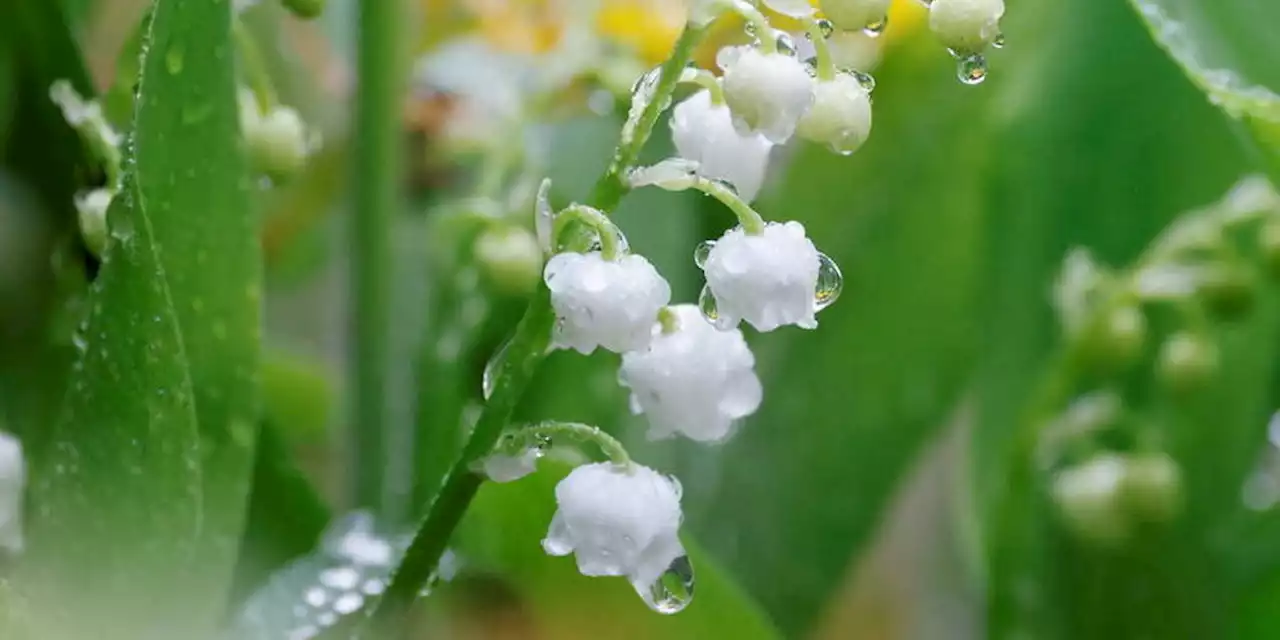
[795,72,873,156]
[1196,267,1256,320]
[1080,305,1146,373]
[244,102,311,181]
[718,46,815,144]
[928,0,1005,54]
[1052,454,1130,547]
[1156,331,1218,393]
[1121,453,1182,524]
[474,226,543,296]
[74,188,112,258]
[820,0,892,32]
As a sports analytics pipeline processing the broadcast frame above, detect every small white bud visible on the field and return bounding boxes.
[1052,454,1130,547]
[718,46,815,144]
[543,462,684,592]
[928,0,1005,54]
[819,0,892,32]
[544,252,672,354]
[796,73,873,155]
[620,305,762,442]
[242,99,312,180]
[701,221,824,332]
[0,431,25,554]
[74,188,113,258]
[671,90,773,202]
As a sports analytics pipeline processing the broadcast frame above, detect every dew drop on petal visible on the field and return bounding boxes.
[815,253,843,310]
[636,555,695,614]
[776,33,798,56]
[851,70,876,92]
[956,53,988,85]
[694,240,715,268]
[862,17,887,38]
[816,19,835,38]
[698,284,720,322]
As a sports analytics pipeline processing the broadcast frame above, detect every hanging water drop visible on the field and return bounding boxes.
[815,253,843,310]
[817,19,835,38]
[992,33,1006,49]
[956,53,988,85]
[693,240,715,268]
[775,32,797,56]
[850,70,877,92]
[634,554,695,614]
[698,284,719,323]
[482,337,512,400]
[863,17,887,38]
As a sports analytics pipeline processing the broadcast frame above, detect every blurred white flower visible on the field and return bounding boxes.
[670,90,773,202]
[0,431,25,553]
[796,72,873,155]
[545,252,671,354]
[543,462,684,593]
[928,0,1005,53]
[701,221,824,332]
[620,305,762,442]
[820,0,891,31]
[760,0,816,18]
[49,79,121,149]
[718,46,815,143]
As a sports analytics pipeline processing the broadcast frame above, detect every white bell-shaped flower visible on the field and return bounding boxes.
[718,46,815,144]
[928,0,1005,53]
[701,221,823,332]
[244,103,311,180]
[820,0,892,32]
[671,90,773,202]
[0,431,26,553]
[796,72,873,155]
[544,251,671,354]
[619,305,762,442]
[543,462,684,593]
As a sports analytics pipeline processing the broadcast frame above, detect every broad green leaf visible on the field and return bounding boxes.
[20,0,260,635]
[1129,0,1280,181]
[450,461,781,639]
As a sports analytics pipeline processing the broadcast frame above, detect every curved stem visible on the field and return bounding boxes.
[803,18,836,81]
[731,0,776,53]
[688,176,768,234]
[553,205,622,259]
[524,421,631,465]
[680,68,724,104]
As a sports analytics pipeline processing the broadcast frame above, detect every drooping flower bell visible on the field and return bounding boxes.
[796,72,873,156]
[544,251,671,354]
[928,0,1005,54]
[619,305,762,442]
[671,90,773,202]
[700,221,840,332]
[718,45,815,144]
[543,463,685,601]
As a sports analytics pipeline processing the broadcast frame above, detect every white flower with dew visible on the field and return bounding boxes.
[0,431,23,553]
[620,305,762,442]
[928,0,1005,53]
[544,252,671,354]
[671,90,773,202]
[543,462,685,596]
[796,72,873,155]
[701,221,826,332]
[820,0,892,31]
[718,46,815,144]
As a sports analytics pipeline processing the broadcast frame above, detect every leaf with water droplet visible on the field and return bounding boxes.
[21,0,260,635]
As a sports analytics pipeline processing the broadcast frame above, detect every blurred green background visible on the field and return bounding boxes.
[2,0,1280,638]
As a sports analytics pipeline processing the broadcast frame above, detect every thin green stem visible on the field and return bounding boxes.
[731,0,776,53]
[680,68,724,104]
[587,24,710,211]
[689,176,767,233]
[553,205,622,259]
[524,421,631,465]
[363,18,707,636]
[350,0,403,515]
[232,17,276,113]
[803,18,836,81]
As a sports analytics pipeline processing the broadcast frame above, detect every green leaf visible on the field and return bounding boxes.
[1128,0,1280,182]
[450,461,781,639]
[20,0,260,635]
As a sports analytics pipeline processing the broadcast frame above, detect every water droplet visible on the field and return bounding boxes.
[698,284,719,322]
[816,19,835,38]
[863,17,887,38]
[635,555,695,614]
[165,48,184,74]
[775,33,797,56]
[992,33,1006,49]
[743,21,757,37]
[694,240,715,268]
[109,211,136,247]
[956,53,988,85]
[482,338,512,400]
[850,70,876,92]
[815,253,843,310]
[72,332,88,353]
